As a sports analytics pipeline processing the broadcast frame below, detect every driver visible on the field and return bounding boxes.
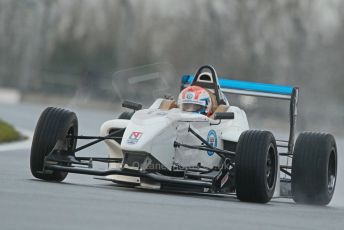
[178,85,212,116]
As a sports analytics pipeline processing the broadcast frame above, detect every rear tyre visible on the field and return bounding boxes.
[291,132,337,205]
[118,111,134,120]
[235,130,278,203]
[30,107,78,181]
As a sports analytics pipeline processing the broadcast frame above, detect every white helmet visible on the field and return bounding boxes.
[178,85,212,115]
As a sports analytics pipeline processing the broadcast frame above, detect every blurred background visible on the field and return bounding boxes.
[0,0,343,134]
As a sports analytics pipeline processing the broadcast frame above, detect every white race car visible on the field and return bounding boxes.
[30,65,337,205]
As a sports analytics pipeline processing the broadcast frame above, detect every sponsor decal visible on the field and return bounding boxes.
[207,129,217,156]
[186,92,194,99]
[127,131,143,144]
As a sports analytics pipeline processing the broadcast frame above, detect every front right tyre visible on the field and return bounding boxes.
[30,107,78,182]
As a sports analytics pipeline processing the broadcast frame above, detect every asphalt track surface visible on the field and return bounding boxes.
[1,103,344,230]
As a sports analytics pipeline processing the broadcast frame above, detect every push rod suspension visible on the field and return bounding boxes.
[73,128,125,152]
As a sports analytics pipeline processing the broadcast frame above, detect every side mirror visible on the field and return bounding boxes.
[214,112,234,120]
[122,100,142,111]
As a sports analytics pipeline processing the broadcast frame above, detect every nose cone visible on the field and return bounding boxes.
[121,109,177,170]
[121,110,173,151]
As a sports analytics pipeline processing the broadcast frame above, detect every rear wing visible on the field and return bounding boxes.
[181,75,299,155]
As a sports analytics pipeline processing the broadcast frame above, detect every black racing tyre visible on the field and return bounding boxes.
[118,111,134,120]
[291,132,337,205]
[235,130,278,203]
[30,107,78,181]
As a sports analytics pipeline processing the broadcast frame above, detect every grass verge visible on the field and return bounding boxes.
[0,119,22,143]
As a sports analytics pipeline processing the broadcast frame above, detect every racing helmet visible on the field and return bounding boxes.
[178,85,212,115]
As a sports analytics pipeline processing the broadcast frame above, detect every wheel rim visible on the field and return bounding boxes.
[66,126,76,151]
[266,144,276,190]
[328,150,336,194]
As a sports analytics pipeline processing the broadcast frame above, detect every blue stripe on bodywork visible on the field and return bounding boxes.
[181,75,294,95]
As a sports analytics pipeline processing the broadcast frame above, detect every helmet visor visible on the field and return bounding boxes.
[181,103,206,113]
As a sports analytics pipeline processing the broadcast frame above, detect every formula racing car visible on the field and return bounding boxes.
[30,65,338,205]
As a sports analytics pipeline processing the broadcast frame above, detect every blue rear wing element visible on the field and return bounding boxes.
[181,75,296,100]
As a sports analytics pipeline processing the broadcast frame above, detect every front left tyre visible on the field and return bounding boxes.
[30,107,78,182]
[235,130,278,203]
